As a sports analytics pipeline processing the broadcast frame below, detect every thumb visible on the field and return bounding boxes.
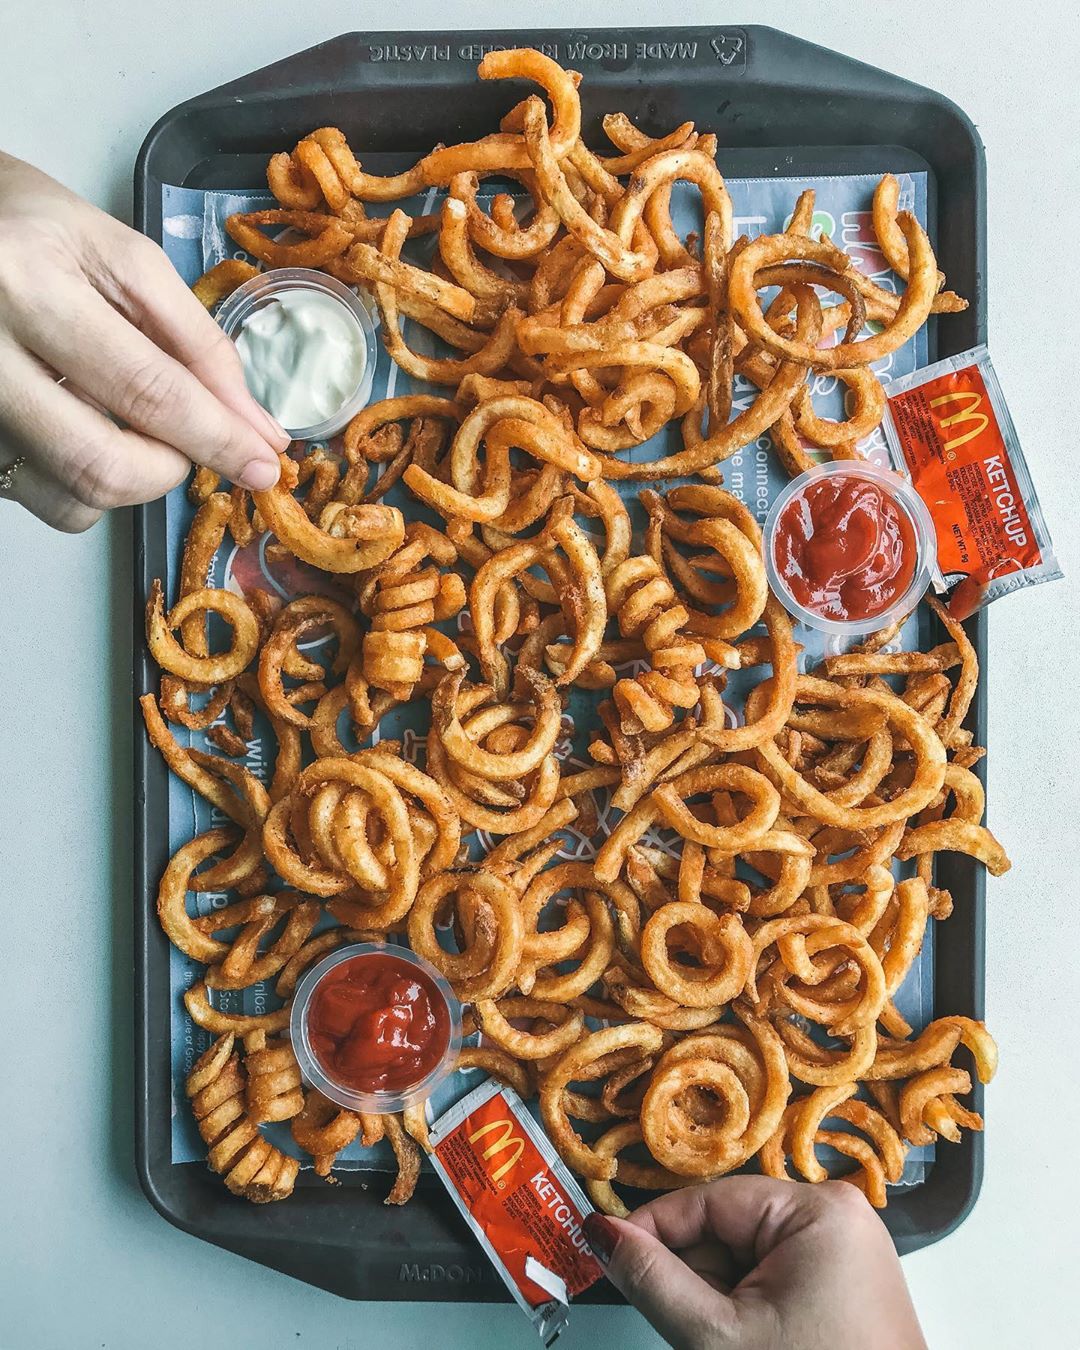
[584,1213,738,1350]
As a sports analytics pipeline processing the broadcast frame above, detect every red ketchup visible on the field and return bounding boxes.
[307,953,451,1095]
[773,473,917,623]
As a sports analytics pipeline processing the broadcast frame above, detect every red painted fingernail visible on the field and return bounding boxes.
[237,457,280,491]
[583,1213,621,1265]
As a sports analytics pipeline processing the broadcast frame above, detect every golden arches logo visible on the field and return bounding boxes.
[468,1118,525,1183]
[929,390,990,452]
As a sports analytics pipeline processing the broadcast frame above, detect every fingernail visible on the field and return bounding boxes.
[237,457,280,491]
[261,410,291,448]
[583,1213,621,1266]
[248,399,290,448]
[264,413,290,447]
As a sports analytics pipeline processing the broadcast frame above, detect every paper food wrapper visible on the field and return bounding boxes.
[156,169,936,1181]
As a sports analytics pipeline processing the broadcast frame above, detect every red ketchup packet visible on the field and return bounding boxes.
[881,346,1062,618]
[428,1079,603,1344]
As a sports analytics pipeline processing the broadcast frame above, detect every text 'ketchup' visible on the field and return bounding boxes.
[307,953,451,1095]
[773,473,917,623]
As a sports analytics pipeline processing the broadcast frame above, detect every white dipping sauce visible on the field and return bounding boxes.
[235,288,365,430]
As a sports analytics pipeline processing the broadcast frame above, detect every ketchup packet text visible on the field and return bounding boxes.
[428,1079,603,1344]
[881,346,1061,618]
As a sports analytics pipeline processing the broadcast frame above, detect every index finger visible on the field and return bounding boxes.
[629,1175,809,1268]
[109,236,289,445]
[13,278,284,490]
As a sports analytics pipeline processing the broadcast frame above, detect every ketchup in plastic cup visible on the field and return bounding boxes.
[764,461,936,637]
[291,943,461,1113]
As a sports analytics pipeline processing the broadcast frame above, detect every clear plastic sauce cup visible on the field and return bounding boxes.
[763,459,937,637]
[290,942,462,1115]
[217,267,377,442]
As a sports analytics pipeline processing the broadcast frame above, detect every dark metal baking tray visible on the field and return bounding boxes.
[134,24,989,1300]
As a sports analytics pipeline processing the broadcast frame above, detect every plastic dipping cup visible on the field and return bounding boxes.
[290,943,462,1114]
[763,459,937,638]
[217,267,377,441]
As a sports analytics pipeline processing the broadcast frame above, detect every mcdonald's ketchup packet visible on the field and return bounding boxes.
[428,1079,603,1344]
[881,346,1062,619]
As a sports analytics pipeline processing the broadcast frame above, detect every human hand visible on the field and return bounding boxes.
[0,151,287,531]
[583,1176,926,1350]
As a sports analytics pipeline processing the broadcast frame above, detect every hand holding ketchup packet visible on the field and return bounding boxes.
[882,346,1062,618]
